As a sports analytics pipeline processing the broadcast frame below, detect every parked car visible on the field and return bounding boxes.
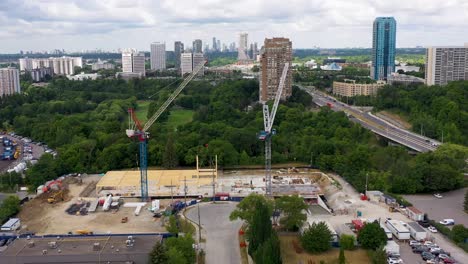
[387,257,403,264]
[442,258,456,264]
[421,252,435,261]
[410,240,422,247]
[439,219,455,225]
[424,241,434,246]
[433,193,443,198]
[438,253,451,260]
[0,239,6,247]
[413,246,429,253]
[428,226,438,233]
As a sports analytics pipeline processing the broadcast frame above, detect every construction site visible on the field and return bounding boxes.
[15,167,334,236]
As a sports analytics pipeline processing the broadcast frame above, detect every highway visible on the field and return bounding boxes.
[298,85,441,152]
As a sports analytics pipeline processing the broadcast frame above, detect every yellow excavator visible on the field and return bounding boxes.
[47,190,64,204]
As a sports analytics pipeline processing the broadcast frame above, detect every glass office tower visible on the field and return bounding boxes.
[371,17,396,80]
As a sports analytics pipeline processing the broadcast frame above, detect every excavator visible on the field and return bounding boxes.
[47,190,64,204]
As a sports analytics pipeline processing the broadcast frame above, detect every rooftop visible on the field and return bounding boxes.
[407,206,423,214]
[407,222,426,233]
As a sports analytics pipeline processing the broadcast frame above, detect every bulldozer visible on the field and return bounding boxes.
[47,190,64,204]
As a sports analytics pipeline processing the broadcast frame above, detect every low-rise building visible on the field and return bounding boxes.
[67,73,100,81]
[333,80,385,97]
[91,59,115,71]
[406,206,424,221]
[387,73,424,86]
[0,234,163,264]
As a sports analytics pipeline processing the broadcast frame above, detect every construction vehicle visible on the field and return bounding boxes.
[47,190,64,204]
[259,63,289,196]
[121,217,128,223]
[75,230,93,235]
[126,61,206,201]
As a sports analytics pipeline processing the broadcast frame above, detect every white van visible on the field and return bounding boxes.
[439,219,455,225]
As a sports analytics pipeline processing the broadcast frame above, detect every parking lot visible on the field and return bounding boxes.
[404,188,468,226]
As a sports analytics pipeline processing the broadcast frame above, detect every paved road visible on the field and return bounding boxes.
[185,203,243,264]
[404,188,468,226]
[298,85,440,153]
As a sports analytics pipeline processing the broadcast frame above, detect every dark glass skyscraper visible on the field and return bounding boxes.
[371,17,396,80]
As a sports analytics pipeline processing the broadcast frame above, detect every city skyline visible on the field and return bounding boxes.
[1,0,467,53]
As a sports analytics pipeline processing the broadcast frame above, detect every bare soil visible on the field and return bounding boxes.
[378,110,412,130]
[18,175,168,235]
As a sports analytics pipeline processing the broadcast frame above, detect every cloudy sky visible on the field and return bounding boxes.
[1,0,467,53]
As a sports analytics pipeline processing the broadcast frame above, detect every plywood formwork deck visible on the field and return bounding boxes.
[96,169,216,197]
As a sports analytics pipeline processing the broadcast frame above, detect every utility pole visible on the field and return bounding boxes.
[211,155,215,203]
[365,172,369,193]
[184,176,188,210]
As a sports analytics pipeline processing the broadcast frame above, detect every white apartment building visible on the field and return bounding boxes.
[19,57,82,75]
[238,33,250,61]
[150,42,166,71]
[180,53,205,76]
[0,67,21,97]
[91,59,115,71]
[122,49,145,75]
[181,53,193,76]
[425,44,468,86]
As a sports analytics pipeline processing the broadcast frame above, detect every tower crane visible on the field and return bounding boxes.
[258,63,289,196]
[126,61,206,201]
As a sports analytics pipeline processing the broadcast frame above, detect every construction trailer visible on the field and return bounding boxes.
[385,219,411,240]
[407,221,427,241]
[380,223,393,240]
[406,206,424,221]
[384,240,400,255]
[1,218,21,231]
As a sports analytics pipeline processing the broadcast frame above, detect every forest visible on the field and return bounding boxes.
[0,77,466,194]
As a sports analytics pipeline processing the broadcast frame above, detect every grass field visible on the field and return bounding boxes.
[279,234,370,264]
[166,109,194,129]
[135,101,150,123]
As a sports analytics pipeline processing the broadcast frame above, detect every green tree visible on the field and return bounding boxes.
[369,246,387,264]
[450,225,468,244]
[275,194,308,231]
[300,221,332,253]
[165,234,196,264]
[254,231,282,264]
[163,134,178,168]
[339,234,356,250]
[230,193,273,225]
[338,247,346,264]
[149,241,169,264]
[465,189,468,213]
[248,199,272,255]
[0,195,21,223]
[167,215,178,234]
[166,247,187,264]
[357,222,387,250]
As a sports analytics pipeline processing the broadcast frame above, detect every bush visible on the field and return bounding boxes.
[429,220,452,237]
[0,196,20,224]
[300,222,332,253]
[340,234,356,250]
[450,225,468,244]
[357,222,387,250]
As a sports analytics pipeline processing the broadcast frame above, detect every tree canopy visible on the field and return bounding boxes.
[357,222,387,250]
[300,221,333,253]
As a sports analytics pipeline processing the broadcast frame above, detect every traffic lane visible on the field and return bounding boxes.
[185,203,243,264]
[404,188,468,227]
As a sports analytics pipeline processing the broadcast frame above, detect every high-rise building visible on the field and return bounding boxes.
[174,41,184,71]
[181,53,193,76]
[371,17,397,80]
[180,53,205,76]
[212,37,217,51]
[122,49,145,75]
[259,37,292,102]
[192,39,203,53]
[150,42,166,71]
[0,67,21,97]
[425,44,468,86]
[19,57,82,75]
[217,40,221,52]
[238,33,250,60]
[19,58,33,71]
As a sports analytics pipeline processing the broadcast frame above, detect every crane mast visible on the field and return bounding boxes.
[127,61,206,201]
[260,63,289,196]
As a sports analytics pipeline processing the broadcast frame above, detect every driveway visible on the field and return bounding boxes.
[185,203,243,264]
[404,188,468,226]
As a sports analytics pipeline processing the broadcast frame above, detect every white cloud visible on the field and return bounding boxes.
[0,0,467,52]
